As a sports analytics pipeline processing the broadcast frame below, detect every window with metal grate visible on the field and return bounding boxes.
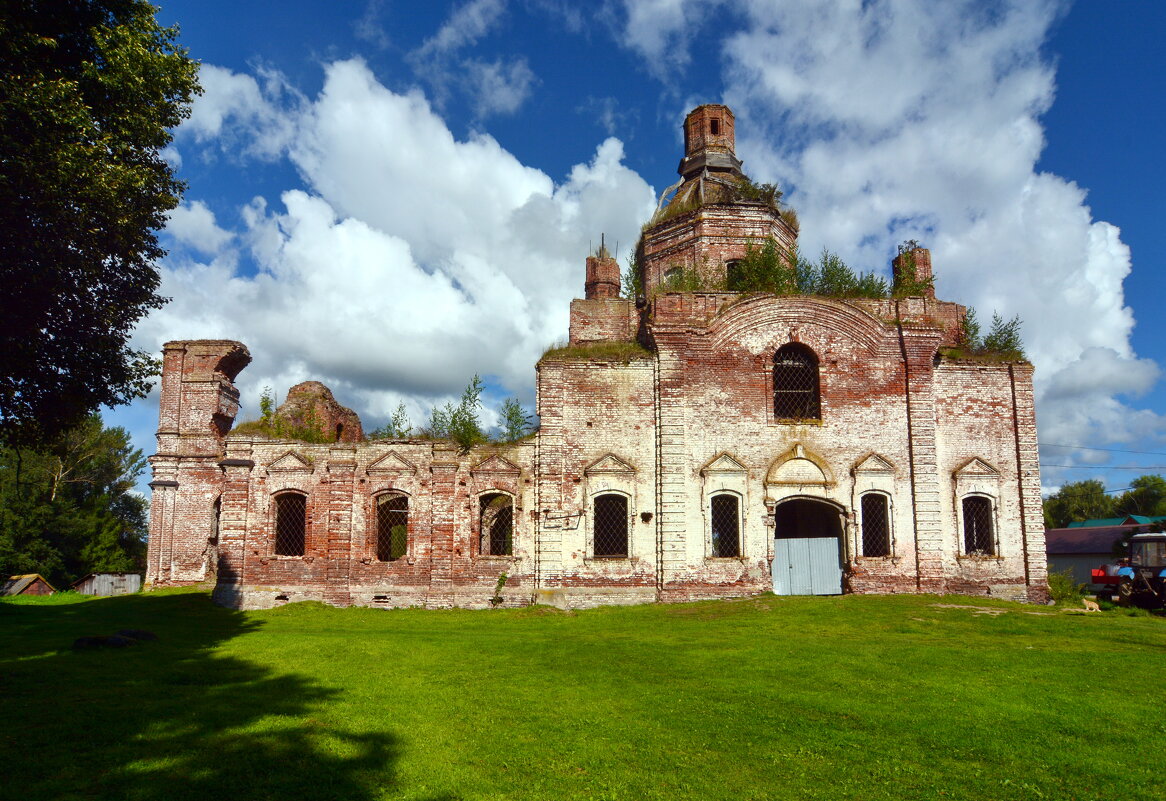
[480,493,513,556]
[962,496,995,555]
[773,343,820,420]
[861,493,890,556]
[274,493,306,556]
[710,494,740,557]
[376,494,409,561]
[593,494,628,558]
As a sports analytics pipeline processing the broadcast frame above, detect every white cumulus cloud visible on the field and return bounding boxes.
[150,59,655,431]
[615,0,1164,476]
[179,64,302,160]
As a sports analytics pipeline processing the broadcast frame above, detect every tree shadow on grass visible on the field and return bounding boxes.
[0,592,454,801]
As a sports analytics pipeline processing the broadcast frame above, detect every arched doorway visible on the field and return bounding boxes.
[772,498,845,595]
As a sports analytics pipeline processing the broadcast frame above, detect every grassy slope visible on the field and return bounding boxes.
[1,590,1162,801]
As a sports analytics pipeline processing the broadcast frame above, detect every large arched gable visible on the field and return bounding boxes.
[707,296,896,357]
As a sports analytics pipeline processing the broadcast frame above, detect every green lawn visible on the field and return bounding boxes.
[2,590,1162,801]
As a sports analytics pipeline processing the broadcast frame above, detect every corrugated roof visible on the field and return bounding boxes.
[1123,514,1166,525]
[1067,515,1166,528]
[1066,517,1127,528]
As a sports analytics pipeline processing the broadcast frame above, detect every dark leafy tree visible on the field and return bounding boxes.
[0,414,148,586]
[1114,474,1166,519]
[0,0,200,446]
[1042,479,1116,529]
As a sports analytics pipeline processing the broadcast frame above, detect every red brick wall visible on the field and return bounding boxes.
[639,204,798,294]
[209,438,537,610]
[568,298,638,344]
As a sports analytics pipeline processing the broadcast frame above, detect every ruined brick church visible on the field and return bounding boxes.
[146,105,1048,609]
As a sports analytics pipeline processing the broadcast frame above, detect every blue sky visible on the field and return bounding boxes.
[113,0,1166,498]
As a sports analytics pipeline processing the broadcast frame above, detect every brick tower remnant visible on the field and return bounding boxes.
[638,104,798,294]
[275,381,364,442]
[892,242,936,298]
[584,239,621,300]
[147,340,251,586]
[680,104,742,179]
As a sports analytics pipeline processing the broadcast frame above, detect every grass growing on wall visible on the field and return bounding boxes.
[2,590,1163,800]
[539,340,654,363]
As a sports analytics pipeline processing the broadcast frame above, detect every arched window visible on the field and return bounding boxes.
[860,493,890,557]
[274,493,306,556]
[710,493,741,558]
[773,343,821,420]
[376,493,409,562]
[962,496,995,556]
[593,493,628,558]
[480,493,513,556]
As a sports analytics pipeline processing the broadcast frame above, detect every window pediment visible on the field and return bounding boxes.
[267,451,312,472]
[953,457,999,478]
[585,454,636,475]
[367,451,418,475]
[853,453,895,475]
[701,452,747,476]
[470,454,521,476]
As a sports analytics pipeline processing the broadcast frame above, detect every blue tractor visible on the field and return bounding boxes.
[1092,532,1166,609]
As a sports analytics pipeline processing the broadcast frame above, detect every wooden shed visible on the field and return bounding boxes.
[70,573,142,597]
[2,574,56,596]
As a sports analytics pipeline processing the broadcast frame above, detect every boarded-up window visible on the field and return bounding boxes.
[376,494,409,562]
[861,493,890,557]
[274,493,306,556]
[593,494,628,558]
[710,494,740,557]
[480,493,513,556]
[773,343,820,420]
[962,496,995,555]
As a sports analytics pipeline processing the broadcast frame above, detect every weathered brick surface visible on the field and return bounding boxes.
[276,381,364,442]
[584,254,621,300]
[147,340,250,587]
[147,105,1047,609]
[569,298,638,344]
[639,204,797,294]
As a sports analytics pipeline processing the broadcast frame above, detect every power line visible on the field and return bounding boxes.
[1042,464,1166,470]
[1041,442,1166,457]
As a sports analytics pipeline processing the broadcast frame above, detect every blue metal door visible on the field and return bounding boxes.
[773,536,842,595]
